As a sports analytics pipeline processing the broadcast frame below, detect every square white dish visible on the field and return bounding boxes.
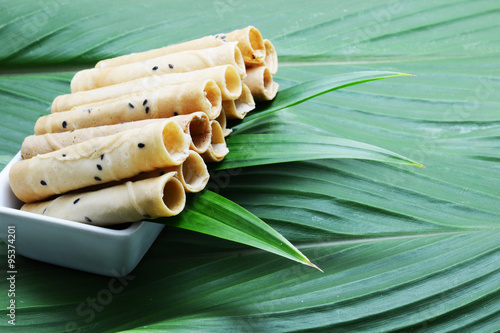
[0,152,164,277]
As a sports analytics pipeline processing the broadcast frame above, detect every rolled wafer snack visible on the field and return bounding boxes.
[243,66,279,101]
[22,112,212,159]
[37,80,221,134]
[72,43,246,92]
[52,65,241,113]
[95,35,225,69]
[263,39,278,75]
[10,120,190,203]
[222,83,255,120]
[95,26,264,69]
[21,172,185,226]
[126,150,209,193]
[171,112,212,154]
[164,150,209,192]
[215,109,232,137]
[216,26,265,66]
[202,120,229,163]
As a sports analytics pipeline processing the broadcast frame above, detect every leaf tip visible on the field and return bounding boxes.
[307,261,324,273]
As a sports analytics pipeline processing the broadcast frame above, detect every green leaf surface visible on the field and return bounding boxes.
[156,190,319,270]
[235,71,412,128]
[218,133,423,169]
[1,0,500,332]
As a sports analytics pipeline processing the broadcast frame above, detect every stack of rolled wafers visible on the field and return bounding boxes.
[8,26,278,227]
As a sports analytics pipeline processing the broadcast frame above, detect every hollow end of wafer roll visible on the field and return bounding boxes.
[156,173,186,217]
[187,116,212,154]
[178,151,209,192]
[263,39,278,75]
[215,109,232,137]
[244,66,279,102]
[162,121,191,165]
[171,112,212,154]
[246,27,266,64]
[202,120,229,162]
[223,26,266,66]
[215,109,227,134]
[222,83,255,120]
[220,65,243,100]
[202,79,222,119]
[232,43,247,78]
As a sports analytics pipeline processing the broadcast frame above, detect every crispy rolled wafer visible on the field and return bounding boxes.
[21,121,154,159]
[128,151,209,193]
[21,172,185,226]
[95,26,264,69]
[243,66,279,101]
[10,120,190,203]
[202,120,229,163]
[222,83,255,120]
[52,65,241,113]
[171,112,212,154]
[37,80,221,134]
[215,109,232,137]
[217,26,265,66]
[164,150,209,192]
[72,43,245,92]
[263,39,278,75]
[22,112,212,159]
[95,35,225,69]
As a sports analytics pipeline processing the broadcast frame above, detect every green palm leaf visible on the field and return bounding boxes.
[219,133,423,169]
[157,190,320,270]
[1,0,500,332]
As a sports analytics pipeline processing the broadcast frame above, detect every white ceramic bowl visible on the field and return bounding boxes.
[0,152,164,277]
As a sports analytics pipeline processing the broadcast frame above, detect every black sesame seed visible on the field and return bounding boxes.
[152,66,158,71]
[129,102,134,108]
[143,214,152,219]
[221,35,226,40]
[168,64,174,69]
[62,121,67,128]
[173,111,179,116]
[252,54,256,59]
[62,154,66,157]
[143,99,148,106]
[85,216,92,223]
[101,154,104,160]
[42,207,47,214]
[145,106,150,114]
[73,198,80,204]
[40,180,47,186]
[138,143,145,148]
[96,164,102,171]
[94,176,102,181]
